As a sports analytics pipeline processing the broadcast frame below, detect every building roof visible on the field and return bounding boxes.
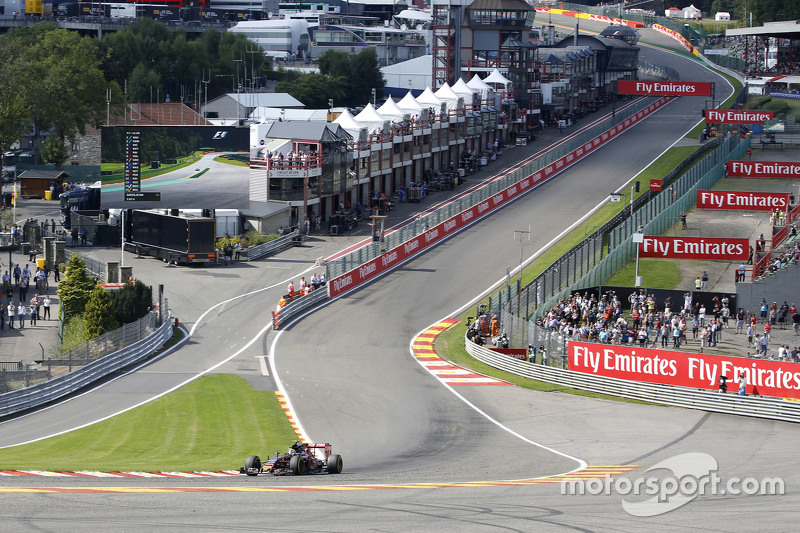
[18,170,70,180]
[225,93,304,108]
[726,20,800,40]
[264,122,351,143]
[112,103,209,126]
[600,25,640,38]
[202,93,304,121]
[466,0,533,12]
[240,201,292,218]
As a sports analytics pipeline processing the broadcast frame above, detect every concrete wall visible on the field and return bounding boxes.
[736,266,800,312]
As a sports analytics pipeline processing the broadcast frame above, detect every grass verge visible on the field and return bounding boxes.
[0,374,297,471]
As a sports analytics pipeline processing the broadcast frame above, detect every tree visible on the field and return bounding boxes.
[84,285,119,340]
[0,25,108,164]
[0,29,33,158]
[41,134,69,168]
[277,73,347,109]
[316,48,384,107]
[128,62,163,103]
[57,254,96,321]
[26,26,108,164]
[111,280,153,325]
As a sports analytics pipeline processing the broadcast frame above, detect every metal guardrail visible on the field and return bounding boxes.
[0,310,172,419]
[465,337,800,423]
[246,230,300,261]
[272,287,329,330]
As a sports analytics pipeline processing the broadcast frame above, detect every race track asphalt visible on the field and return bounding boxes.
[2,18,800,532]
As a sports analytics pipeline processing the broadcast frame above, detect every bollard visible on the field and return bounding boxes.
[174,317,179,327]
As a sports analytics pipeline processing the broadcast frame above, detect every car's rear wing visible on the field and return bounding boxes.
[306,443,332,461]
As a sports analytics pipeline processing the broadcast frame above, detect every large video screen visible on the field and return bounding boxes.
[100,126,251,209]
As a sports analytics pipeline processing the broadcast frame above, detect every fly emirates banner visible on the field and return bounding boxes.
[638,236,749,260]
[570,341,800,398]
[697,190,790,211]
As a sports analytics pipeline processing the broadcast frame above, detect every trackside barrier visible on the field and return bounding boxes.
[246,230,300,261]
[328,97,673,296]
[465,337,800,424]
[0,310,172,419]
[272,287,329,330]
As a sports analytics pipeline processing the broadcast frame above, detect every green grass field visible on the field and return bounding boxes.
[0,375,297,471]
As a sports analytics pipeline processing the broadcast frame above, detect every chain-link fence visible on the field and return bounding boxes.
[490,133,749,337]
[495,136,752,348]
[0,300,168,393]
[64,249,107,281]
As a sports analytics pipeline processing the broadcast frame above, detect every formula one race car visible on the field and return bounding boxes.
[239,441,343,476]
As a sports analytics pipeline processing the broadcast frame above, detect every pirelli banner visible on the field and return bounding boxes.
[639,236,749,261]
[705,109,774,124]
[728,161,800,178]
[617,80,712,96]
[570,341,800,398]
[697,190,790,211]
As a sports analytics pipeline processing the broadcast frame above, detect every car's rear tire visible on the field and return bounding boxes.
[290,455,306,475]
[326,454,343,474]
[244,455,261,476]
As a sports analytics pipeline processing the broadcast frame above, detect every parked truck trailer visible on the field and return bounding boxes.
[128,210,216,264]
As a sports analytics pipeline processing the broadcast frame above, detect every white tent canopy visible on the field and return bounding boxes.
[333,109,367,141]
[416,87,443,107]
[434,82,462,111]
[354,103,388,134]
[377,97,406,121]
[397,91,423,116]
[484,68,512,87]
[451,78,476,100]
[467,74,491,98]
